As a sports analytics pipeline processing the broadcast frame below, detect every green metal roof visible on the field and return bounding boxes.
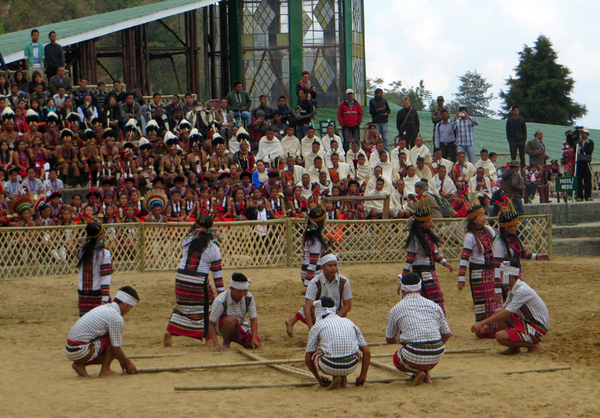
[318,101,599,160]
[0,0,213,63]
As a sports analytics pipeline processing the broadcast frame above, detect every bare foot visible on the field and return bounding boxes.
[413,371,426,387]
[527,344,542,353]
[341,376,348,388]
[99,369,120,377]
[163,331,172,347]
[222,343,230,350]
[285,318,295,338]
[205,338,214,346]
[424,371,432,384]
[71,362,90,377]
[327,376,342,390]
[498,347,521,355]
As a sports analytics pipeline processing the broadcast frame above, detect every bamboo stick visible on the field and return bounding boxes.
[137,358,307,374]
[174,366,571,391]
[370,360,409,374]
[236,347,314,379]
[130,353,185,359]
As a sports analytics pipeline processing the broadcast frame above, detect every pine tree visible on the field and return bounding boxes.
[454,71,495,117]
[499,35,587,125]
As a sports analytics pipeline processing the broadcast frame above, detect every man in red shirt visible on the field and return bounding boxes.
[337,89,363,153]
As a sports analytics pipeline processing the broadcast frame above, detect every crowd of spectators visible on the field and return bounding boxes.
[0,30,595,228]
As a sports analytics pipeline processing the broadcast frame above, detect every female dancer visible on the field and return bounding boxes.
[493,198,549,299]
[458,197,499,339]
[164,214,223,346]
[76,219,112,317]
[399,196,453,313]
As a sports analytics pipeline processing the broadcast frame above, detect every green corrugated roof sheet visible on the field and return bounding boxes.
[318,101,598,160]
[0,0,208,62]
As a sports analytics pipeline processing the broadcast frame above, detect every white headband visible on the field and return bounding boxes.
[115,290,138,307]
[230,278,252,290]
[319,253,338,266]
[500,261,520,285]
[398,274,422,293]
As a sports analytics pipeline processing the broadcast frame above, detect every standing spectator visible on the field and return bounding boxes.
[434,109,457,162]
[454,106,478,163]
[337,88,363,151]
[525,130,549,167]
[72,78,91,108]
[48,66,72,95]
[505,105,527,169]
[576,127,594,201]
[369,88,391,151]
[44,31,64,80]
[430,95,445,139]
[295,70,318,108]
[23,29,45,79]
[93,81,109,113]
[109,80,126,103]
[226,81,252,127]
[395,97,420,148]
[296,88,315,141]
[501,160,525,215]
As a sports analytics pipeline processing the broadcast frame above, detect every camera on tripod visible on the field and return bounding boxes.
[566,126,584,147]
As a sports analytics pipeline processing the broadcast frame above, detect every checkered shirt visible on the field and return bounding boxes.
[306,314,367,357]
[67,303,124,347]
[305,273,352,309]
[455,117,479,147]
[504,280,550,329]
[209,290,257,329]
[386,293,451,343]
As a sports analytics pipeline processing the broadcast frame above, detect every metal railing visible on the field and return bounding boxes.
[0,215,552,280]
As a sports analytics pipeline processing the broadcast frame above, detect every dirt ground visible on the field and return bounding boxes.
[1,256,599,418]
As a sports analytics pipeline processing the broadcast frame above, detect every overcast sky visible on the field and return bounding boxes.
[364,0,599,128]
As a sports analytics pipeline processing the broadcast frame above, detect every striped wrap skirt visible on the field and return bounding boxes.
[166,269,213,340]
[413,265,445,314]
[78,289,103,317]
[313,352,361,377]
[469,263,501,339]
[65,334,111,364]
[393,340,445,374]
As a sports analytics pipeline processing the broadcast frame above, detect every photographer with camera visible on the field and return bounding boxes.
[573,127,594,201]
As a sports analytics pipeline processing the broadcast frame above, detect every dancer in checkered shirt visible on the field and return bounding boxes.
[471,259,550,354]
[386,273,452,386]
[207,272,261,352]
[285,252,352,337]
[65,286,139,377]
[305,296,371,390]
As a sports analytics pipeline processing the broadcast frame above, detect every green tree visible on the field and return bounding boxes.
[499,35,587,125]
[381,79,431,110]
[454,70,495,117]
[366,77,384,96]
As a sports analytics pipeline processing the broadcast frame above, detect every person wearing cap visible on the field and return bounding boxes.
[337,88,363,152]
[75,219,113,316]
[386,273,452,386]
[458,198,499,339]
[471,260,549,354]
[431,96,446,140]
[501,159,525,215]
[305,296,370,390]
[396,97,420,149]
[208,272,261,352]
[576,127,594,201]
[286,252,351,336]
[164,214,224,346]
[66,285,140,377]
[369,88,391,151]
[143,189,168,223]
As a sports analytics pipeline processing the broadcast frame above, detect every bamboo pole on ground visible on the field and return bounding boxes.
[130,353,185,359]
[174,366,571,391]
[236,347,314,379]
[137,358,307,374]
[370,360,409,374]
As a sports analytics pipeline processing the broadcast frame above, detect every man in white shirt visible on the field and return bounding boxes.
[255,127,284,165]
[307,156,330,183]
[403,165,419,195]
[429,148,453,175]
[468,167,494,210]
[282,155,306,193]
[409,136,431,164]
[474,148,498,182]
[414,157,433,181]
[304,141,325,171]
[346,141,366,162]
[327,153,352,190]
[451,151,475,191]
[4,168,24,198]
[391,137,412,167]
[320,124,344,154]
[22,166,44,195]
[281,126,302,159]
[369,142,386,167]
[429,166,457,200]
[301,127,321,158]
[365,166,394,196]
[42,167,65,196]
[364,177,390,219]
[391,179,412,218]
[324,139,346,167]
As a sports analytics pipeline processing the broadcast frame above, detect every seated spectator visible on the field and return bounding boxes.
[256,128,284,167]
[252,95,273,120]
[468,167,494,212]
[275,95,295,125]
[409,136,431,164]
[109,80,126,103]
[451,151,475,191]
[92,82,109,113]
[48,66,72,95]
[281,126,301,159]
[475,148,498,182]
[525,164,541,203]
[300,126,321,158]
